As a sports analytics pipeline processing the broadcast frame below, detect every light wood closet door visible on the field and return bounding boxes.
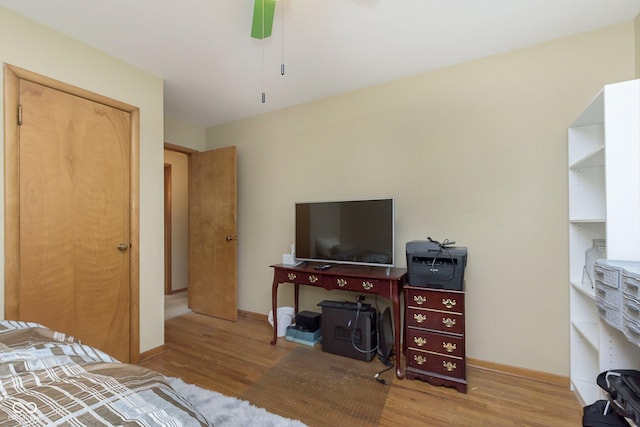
[16,79,131,362]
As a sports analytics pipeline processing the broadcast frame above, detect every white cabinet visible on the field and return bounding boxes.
[568,79,640,405]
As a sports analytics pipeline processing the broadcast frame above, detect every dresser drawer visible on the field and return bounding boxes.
[406,287,463,313]
[275,269,322,286]
[328,276,379,293]
[407,348,465,379]
[407,329,464,358]
[406,308,464,335]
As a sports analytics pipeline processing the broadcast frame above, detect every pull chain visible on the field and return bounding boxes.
[281,0,285,76]
[261,0,266,103]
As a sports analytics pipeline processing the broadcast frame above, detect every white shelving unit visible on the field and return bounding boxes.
[568,79,640,405]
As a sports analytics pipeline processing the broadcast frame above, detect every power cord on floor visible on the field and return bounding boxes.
[374,355,394,385]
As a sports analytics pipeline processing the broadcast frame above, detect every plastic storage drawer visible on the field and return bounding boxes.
[594,261,621,288]
[622,316,640,347]
[622,266,640,300]
[622,294,640,324]
[595,279,621,309]
[597,301,622,330]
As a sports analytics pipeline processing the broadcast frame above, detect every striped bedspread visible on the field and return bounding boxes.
[0,320,212,426]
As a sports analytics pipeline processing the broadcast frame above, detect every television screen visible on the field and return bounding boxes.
[295,198,394,267]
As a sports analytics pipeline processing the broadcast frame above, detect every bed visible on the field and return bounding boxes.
[0,320,212,426]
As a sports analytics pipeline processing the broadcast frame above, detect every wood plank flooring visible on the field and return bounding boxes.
[140,312,583,426]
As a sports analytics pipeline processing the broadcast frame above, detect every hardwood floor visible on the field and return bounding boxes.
[140,312,583,426]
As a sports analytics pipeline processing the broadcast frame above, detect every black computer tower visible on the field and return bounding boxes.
[318,301,377,361]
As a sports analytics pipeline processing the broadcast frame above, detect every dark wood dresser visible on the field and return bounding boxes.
[404,286,467,393]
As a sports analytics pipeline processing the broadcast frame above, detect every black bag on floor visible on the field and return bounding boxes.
[582,399,628,426]
[596,369,640,425]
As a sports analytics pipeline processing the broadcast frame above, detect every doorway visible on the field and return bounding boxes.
[163,144,238,322]
[164,147,191,320]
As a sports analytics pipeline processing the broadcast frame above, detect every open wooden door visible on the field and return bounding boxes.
[188,146,238,321]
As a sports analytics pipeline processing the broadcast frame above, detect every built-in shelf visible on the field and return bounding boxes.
[568,79,640,405]
[571,280,595,299]
[572,320,599,350]
[569,218,606,224]
[571,378,601,407]
[569,146,604,170]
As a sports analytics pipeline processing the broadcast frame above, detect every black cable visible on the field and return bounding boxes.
[374,355,395,385]
[350,304,377,355]
[427,236,457,281]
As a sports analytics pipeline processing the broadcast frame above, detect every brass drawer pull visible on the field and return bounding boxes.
[414,313,427,323]
[336,278,347,287]
[414,355,427,365]
[287,273,296,281]
[413,336,427,347]
[413,295,427,305]
[443,361,457,372]
[309,275,319,283]
[443,342,457,353]
[361,281,373,290]
[442,318,456,328]
[442,298,456,309]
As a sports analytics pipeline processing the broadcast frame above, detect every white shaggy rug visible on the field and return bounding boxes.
[166,377,307,427]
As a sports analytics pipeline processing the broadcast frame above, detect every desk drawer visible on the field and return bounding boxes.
[328,276,379,293]
[275,270,322,286]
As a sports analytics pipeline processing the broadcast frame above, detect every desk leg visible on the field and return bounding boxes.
[392,281,405,379]
[294,283,299,314]
[271,278,279,345]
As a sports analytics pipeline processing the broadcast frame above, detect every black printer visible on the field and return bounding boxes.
[406,239,468,290]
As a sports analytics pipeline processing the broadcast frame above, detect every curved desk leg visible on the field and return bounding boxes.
[270,278,279,345]
[392,281,405,379]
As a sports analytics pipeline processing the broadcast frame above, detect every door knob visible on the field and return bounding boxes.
[225,236,238,241]
[118,243,129,251]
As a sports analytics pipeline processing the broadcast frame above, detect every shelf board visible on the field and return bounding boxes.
[571,378,601,406]
[571,91,604,127]
[571,280,596,299]
[572,319,599,350]
[569,218,605,224]
[569,146,605,170]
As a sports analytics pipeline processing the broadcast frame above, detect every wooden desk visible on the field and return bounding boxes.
[270,263,407,379]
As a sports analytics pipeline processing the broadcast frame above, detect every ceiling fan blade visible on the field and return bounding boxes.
[251,0,276,39]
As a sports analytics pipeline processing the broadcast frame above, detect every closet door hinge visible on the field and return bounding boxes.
[17,104,22,126]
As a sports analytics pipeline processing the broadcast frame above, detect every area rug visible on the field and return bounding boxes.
[239,346,393,427]
[166,377,307,427]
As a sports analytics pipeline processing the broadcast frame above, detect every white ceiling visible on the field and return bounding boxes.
[1,0,639,128]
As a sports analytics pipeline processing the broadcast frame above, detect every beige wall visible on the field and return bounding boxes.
[164,114,206,152]
[0,7,166,354]
[205,23,636,376]
[636,14,640,77]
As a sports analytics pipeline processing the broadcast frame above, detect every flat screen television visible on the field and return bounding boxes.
[295,198,395,267]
